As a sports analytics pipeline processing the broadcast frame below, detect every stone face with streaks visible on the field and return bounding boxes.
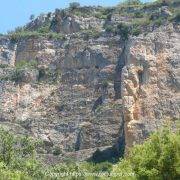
[119,24,180,149]
[0,29,123,162]
[0,7,179,163]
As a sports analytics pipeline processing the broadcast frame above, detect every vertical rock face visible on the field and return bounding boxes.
[0,37,16,65]
[50,12,81,34]
[0,33,124,162]
[0,14,179,162]
[120,24,180,149]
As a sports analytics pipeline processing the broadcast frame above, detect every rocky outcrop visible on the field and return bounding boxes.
[119,24,180,150]
[0,29,124,162]
[0,37,16,65]
[50,10,81,34]
[0,0,180,162]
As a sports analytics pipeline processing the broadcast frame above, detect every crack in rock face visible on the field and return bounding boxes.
[0,17,179,163]
[120,25,180,150]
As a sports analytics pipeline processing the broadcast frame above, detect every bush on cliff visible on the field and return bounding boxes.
[112,127,180,180]
[116,23,130,40]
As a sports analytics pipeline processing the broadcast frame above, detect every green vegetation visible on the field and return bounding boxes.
[94,7,113,20]
[131,26,142,36]
[0,128,43,179]
[102,80,109,88]
[29,14,35,21]
[6,0,179,43]
[105,23,131,40]
[69,2,81,10]
[172,11,180,23]
[0,64,9,68]
[38,67,61,84]
[82,29,101,40]
[0,60,61,84]
[0,127,113,179]
[134,11,144,18]
[0,125,179,179]
[119,0,142,6]
[116,23,130,40]
[105,25,116,34]
[15,60,38,70]
[52,146,62,156]
[112,126,180,180]
[9,31,66,43]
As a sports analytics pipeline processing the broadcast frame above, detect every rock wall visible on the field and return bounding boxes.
[120,24,180,150]
[0,37,16,65]
[0,33,124,162]
[0,23,179,162]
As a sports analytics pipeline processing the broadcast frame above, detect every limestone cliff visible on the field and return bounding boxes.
[0,33,124,162]
[0,2,180,163]
[119,24,180,150]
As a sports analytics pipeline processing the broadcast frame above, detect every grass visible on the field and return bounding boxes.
[15,60,38,69]
[82,29,101,40]
[0,64,9,68]
[9,31,66,43]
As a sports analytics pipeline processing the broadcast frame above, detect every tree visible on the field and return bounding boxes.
[69,2,80,10]
[0,128,44,179]
[116,23,130,40]
[0,128,14,165]
[120,0,142,6]
[112,127,180,179]
[30,14,35,21]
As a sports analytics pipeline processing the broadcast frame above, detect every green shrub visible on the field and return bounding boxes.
[0,126,179,179]
[116,23,130,40]
[0,128,44,179]
[9,69,23,83]
[37,26,50,33]
[9,31,43,43]
[173,12,180,22]
[112,127,180,180]
[95,7,113,20]
[154,17,163,27]
[132,26,141,36]
[30,14,35,21]
[82,29,101,40]
[105,25,116,33]
[94,12,107,19]
[15,60,38,70]
[134,11,143,18]
[0,64,8,68]
[119,0,142,6]
[38,67,61,84]
[47,32,66,40]
[69,2,80,10]
[0,128,15,165]
[9,30,66,43]
[102,80,109,88]
[52,146,62,156]
[93,161,112,173]
[74,11,84,17]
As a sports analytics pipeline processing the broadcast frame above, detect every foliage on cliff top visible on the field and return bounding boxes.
[3,0,179,41]
[8,30,66,43]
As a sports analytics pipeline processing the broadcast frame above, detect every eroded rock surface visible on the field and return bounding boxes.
[0,33,124,162]
[120,24,180,149]
[0,5,179,162]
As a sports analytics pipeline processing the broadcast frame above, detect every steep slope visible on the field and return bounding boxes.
[0,1,180,163]
[119,24,180,150]
[0,33,124,162]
